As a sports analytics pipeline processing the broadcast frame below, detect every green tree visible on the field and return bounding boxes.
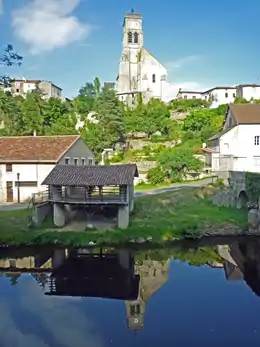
[20,90,47,135]
[0,45,23,85]
[44,97,71,127]
[0,90,21,135]
[182,106,225,144]
[124,98,170,138]
[158,147,203,182]
[74,77,101,117]
[95,85,125,144]
[169,98,209,114]
[234,97,249,104]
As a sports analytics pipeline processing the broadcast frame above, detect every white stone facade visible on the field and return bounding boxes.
[116,12,167,105]
[207,106,260,172]
[176,84,260,108]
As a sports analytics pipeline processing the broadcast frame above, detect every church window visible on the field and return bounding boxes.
[128,32,133,43]
[152,74,156,83]
[134,32,139,43]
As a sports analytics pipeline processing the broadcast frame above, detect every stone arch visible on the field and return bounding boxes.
[237,190,248,209]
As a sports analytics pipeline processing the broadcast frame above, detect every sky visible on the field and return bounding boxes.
[1,0,260,99]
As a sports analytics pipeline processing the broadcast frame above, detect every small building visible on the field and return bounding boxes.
[236,84,260,101]
[0,135,94,203]
[4,78,63,99]
[176,89,203,100]
[207,103,260,172]
[41,164,138,229]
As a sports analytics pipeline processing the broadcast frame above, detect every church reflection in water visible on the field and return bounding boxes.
[0,247,170,331]
[1,241,260,330]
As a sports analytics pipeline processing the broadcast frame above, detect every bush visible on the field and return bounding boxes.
[110,151,124,163]
[211,178,225,188]
[147,166,166,185]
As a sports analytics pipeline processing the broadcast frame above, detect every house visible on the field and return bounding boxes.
[207,103,260,172]
[176,89,203,100]
[0,135,94,203]
[176,86,236,107]
[202,86,237,108]
[4,78,63,99]
[236,84,260,101]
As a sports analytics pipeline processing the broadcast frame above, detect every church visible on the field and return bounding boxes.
[115,11,168,106]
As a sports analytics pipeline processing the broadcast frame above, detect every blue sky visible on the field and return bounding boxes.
[1,0,260,99]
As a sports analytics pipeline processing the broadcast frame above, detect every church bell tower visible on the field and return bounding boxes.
[122,11,143,50]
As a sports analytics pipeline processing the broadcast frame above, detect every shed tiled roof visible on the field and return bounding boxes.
[229,103,260,124]
[42,164,139,186]
[0,135,80,162]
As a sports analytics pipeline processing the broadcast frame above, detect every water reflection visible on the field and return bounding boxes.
[1,239,260,345]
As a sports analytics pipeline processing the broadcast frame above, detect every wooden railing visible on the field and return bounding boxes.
[49,185,128,204]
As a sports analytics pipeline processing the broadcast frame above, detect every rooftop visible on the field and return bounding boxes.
[229,103,260,124]
[0,135,80,163]
[42,164,139,186]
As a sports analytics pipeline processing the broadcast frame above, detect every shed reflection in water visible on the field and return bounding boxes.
[1,238,260,345]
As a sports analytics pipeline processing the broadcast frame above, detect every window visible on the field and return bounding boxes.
[152,74,156,83]
[15,181,37,187]
[255,136,260,146]
[6,164,12,172]
[134,32,138,43]
[253,156,260,166]
[81,158,85,165]
[192,96,196,99]
[225,92,228,98]
[65,158,70,165]
[184,95,187,99]
[89,159,93,165]
[224,143,229,150]
[233,93,236,98]
[74,158,79,165]
[130,305,135,316]
[16,89,19,93]
[27,84,30,88]
[128,32,132,43]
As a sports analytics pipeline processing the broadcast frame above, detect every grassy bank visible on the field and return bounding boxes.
[0,187,248,246]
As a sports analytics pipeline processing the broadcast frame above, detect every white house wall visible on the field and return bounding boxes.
[237,86,260,100]
[216,124,260,172]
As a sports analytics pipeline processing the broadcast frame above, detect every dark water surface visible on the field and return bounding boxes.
[1,237,260,346]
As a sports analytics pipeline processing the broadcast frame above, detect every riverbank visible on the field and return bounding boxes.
[0,186,249,247]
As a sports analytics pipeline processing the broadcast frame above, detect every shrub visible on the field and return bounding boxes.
[147,166,166,185]
[110,151,124,163]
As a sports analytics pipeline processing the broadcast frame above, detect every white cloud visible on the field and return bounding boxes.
[165,55,203,71]
[12,0,91,54]
[163,81,207,102]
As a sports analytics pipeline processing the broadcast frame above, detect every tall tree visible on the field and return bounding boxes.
[95,85,125,144]
[20,90,47,135]
[0,45,23,85]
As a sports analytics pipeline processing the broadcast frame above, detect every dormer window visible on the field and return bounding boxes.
[128,32,132,43]
[134,32,138,43]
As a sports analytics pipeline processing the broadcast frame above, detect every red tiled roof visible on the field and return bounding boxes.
[0,135,80,162]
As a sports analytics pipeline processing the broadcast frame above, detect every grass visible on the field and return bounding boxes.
[0,187,248,247]
[135,176,212,191]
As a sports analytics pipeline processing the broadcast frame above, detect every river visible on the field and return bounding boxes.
[0,237,260,346]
